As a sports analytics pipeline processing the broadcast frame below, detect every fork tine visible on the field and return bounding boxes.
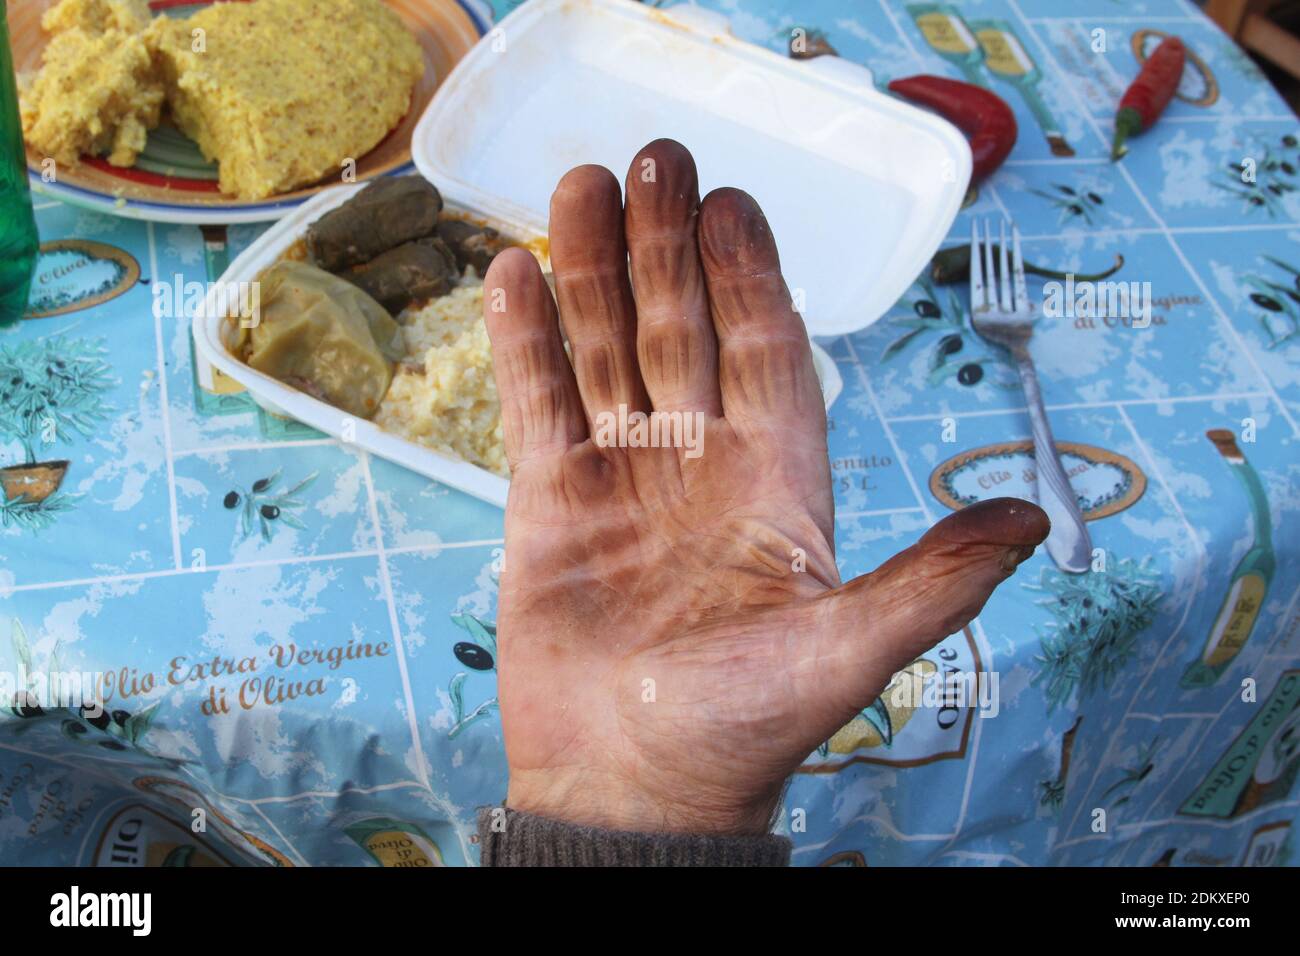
[998,220,1012,312]
[1011,225,1029,313]
[982,220,997,312]
[969,218,985,312]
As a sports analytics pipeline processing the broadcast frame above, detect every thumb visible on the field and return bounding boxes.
[808,497,1050,720]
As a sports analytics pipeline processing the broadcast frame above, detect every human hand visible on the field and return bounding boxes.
[482,139,1048,836]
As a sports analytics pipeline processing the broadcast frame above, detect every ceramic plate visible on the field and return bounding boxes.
[8,0,488,223]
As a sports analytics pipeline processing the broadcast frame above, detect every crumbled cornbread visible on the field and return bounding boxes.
[147,0,424,199]
[41,0,149,33]
[19,0,164,167]
[375,279,508,477]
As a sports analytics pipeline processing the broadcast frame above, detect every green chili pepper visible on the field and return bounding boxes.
[929,244,1125,285]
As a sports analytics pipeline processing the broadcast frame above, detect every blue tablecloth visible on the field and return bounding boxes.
[3,0,1298,867]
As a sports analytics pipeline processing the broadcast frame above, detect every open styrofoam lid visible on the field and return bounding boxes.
[413,0,971,337]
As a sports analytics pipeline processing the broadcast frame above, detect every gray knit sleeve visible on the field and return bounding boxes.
[476,807,791,867]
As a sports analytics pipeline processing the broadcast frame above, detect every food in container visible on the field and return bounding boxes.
[374,280,507,477]
[233,176,517,478]
[236,260,404,420]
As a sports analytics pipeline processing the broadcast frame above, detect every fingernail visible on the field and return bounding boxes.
[1000,546,1035,574]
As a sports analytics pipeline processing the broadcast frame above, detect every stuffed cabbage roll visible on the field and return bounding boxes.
[239,260,404,419]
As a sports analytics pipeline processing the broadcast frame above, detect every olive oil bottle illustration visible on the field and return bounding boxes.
[1181,671,1300,818]
[344,817,444,867]
[1181,429,1275,688]
[969,19,1075,156]
[908,3,984,85]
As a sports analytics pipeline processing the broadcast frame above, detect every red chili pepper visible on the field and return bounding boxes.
[1111,36,1186,161]
[887,75,1017,184]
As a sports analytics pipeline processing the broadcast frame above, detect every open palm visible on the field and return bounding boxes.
[482,140,1048,835]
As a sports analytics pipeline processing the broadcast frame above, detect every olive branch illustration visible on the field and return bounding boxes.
[447,612,498,738]
[5,618,162,752]
[221,468,317,541]
[1028,556,1162,713]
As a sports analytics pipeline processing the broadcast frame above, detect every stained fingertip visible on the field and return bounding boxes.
[926,497,1052,549]
[698,187,780,275]
[551,164,623,223]
[625,138,699,212]
[483,247,548,338]
[484,245,543,290]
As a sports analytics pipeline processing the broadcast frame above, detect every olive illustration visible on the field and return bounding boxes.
[1057,185,1076,195]
[939,334,963,356]
[61,719,88,738]
[957,363,983,386]
[1268,184,1284,196]
[1284,134,1298,148]
[1250,196,1266,206]
[1252,293,1283,312]
[1282,162,1296,175]
[112,709,130,727]
[14,693,43,718]
[98,740,127,751]
[453,642,494,671]
[1068,204,1084,215]
[1087,192,1103,205]
[914,299,940,319]
[80,704,112,730]
[253,477,271,492]
[223,491,241,509]
[261,504,280,520]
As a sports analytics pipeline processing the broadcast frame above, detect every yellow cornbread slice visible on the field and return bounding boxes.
[19,0,164,168]
[147,0,424,200]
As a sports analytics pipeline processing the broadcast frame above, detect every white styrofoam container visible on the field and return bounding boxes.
[414,0,972,336]
[194,0,971,509]
[192,184,841,509]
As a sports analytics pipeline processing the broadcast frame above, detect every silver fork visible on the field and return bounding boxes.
[969,219,1091,574]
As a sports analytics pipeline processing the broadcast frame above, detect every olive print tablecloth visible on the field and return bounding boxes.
[2,0,1299,867]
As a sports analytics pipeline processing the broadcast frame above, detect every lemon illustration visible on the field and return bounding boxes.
[829,659,939,753]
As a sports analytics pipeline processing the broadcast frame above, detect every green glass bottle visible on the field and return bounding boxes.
[0,0,39,325]
[1181,429,1276,688]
